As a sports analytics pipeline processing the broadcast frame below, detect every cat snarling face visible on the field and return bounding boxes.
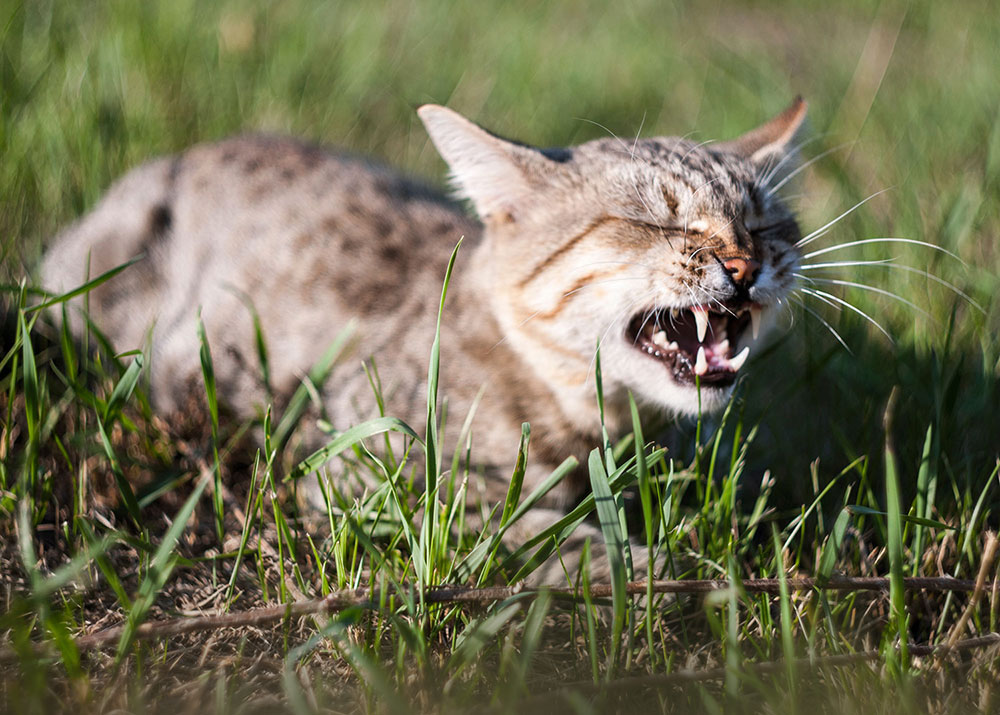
[420,99,806,417]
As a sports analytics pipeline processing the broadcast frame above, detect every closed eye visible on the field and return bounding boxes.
[620,218,691,235]
[750,219,799,241]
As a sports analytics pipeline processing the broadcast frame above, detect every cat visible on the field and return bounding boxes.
[40,99,807,584]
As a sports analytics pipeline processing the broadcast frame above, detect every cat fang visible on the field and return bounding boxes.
[627,301,762,386]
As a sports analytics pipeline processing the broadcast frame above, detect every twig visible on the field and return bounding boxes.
[947,532,999,648]
[0,575,978,662]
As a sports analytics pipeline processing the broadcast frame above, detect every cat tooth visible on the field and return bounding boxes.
[750,305,763,340]
[652,330,669,348]
[717,339,730,355]
[694,346,708,376]
[668,341,679,351]
[693,307,709,343]
[729,345,751,372]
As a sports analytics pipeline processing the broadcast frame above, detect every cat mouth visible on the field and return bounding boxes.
[626,302,763,387]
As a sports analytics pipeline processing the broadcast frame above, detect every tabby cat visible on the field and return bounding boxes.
[41,99,807,583]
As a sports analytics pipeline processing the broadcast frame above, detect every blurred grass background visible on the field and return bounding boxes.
[1,0,998,515]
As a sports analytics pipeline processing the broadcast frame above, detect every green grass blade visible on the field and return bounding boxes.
[288,416,420,480]
[816,499,853,586]
[465,456,575,583]
[115,473,211,661]
[273,321,357,450]
[24,255,145,313]
[196,312,224,541]
[95,413,142,525]
[587,447,626,676]
[883,389,909,672]
[420,237,463,591]
[18,310,39,449]
[102,353,143,423]
[500,422,530,527]
[910,423,937,575]
[770,523,797,696]
[448,601,522,673]
[845,505,954,531]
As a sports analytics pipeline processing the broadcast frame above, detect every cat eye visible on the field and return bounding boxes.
[749,220,798,241]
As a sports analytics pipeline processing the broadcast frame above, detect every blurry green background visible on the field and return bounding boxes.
[2,0,998,501]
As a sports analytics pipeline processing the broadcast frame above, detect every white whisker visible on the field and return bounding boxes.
[767,141,855,194]
[874,264,984,312]
[800,259,896,270]
[810,263,983,314]
[587,294,650,376]
[796,286,841,310]
[803,237,964,264]
[795,189,892,248]
[575,117,630,153]
[790,296,852,353]
[757,135,830,191]
[802,277,931,319]
[801,288,893,342]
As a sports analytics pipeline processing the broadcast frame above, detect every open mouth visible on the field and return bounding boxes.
[626,302,763,387]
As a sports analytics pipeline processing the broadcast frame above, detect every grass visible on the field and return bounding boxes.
[2,0,1000,712]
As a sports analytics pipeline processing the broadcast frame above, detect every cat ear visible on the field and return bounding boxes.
[418,104,553,219]
[716,97,808,164]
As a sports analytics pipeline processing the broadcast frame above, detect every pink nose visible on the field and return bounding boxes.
[723,257,761,286]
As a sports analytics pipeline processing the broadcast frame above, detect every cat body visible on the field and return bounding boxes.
[40,101,807,582]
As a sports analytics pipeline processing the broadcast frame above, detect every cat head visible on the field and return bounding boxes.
[419,100,806,418]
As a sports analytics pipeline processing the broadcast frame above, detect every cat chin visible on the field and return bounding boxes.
[637,380,734,417]
[605,344,736,417]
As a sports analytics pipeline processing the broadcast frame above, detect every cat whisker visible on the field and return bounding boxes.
[684,177,725,236]
[789,295,852,353]
[872,264,985,312]
[765,141,855,194]
[686,243,722,264]
[796,285,841,310]
[705,217,737,242]
[756,134,830,192]
[678,137,718,163]
[778,296,796,330]
[630,111,647,160]
[805,262,982,314]
[800,259,897,270]
[588,294,650,375]
[800,288,893,342]
[800,277,934,320]
[795,189,892,248]
[802,237,964,264]
[575,117,631,154]
[633,304,659,347]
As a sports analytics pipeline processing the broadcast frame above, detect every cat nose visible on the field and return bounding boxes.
[723,257,761,286]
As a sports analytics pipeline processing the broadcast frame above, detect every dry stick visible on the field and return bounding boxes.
[525,633,1000,703]
[0,575,978,663]
[946,532,999,649]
